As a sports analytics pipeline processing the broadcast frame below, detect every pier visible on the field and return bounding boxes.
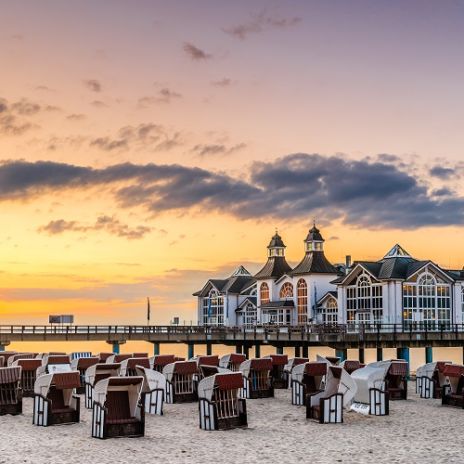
[1,324,464,362]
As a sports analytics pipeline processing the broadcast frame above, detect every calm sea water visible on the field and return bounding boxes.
[6,340,463,372]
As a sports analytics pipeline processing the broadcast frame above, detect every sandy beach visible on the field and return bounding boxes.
[0,385,462,464]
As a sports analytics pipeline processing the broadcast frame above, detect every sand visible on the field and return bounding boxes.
[0,386,462,464]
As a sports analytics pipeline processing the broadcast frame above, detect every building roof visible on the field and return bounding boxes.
[236,296,257,311]
[316,290,338,305]
[193,271,256,297]
[291,251,339,275]
[254,256,293,280]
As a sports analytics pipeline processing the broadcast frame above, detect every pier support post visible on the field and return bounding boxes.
[188,343,195,359]
[206,343,212,356]
[276,346,284,355]
[425,346,433,364]
[376,347,383,361]
[397,347,410,379]
[243,344,250,359]
[302,345,308,358]
[336,349,347,362]
[359,348,365,364]
[294,346,301,357]
[153,342,160,356]
[0,344,4,352]
[255,344,261,358]
[235,344,242,354]
[112,342,120,355]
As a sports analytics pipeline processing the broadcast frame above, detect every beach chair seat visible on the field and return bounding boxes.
[91,377,145,439]
[219,353,246,372]
[11,359,42,397]
[0,367,23,416]
[163,361,199,403]
[84,363,121,409]
[239,358,274,399]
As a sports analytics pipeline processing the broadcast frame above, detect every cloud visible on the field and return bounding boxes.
[1,154,464,229]
[90,123,183,152]
[0,97,42,135]
[211,78,233,87]
[90,100,108,108]
[224,12,301,40]
[137,88,182,107]
[430,166,456,179]
[191,143,246,157]
[66,113,87,121]
[183,42,212,60]
[83,79,102,92]
[39,215,152,240]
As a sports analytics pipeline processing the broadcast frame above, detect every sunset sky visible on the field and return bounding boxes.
[1,0,464,326]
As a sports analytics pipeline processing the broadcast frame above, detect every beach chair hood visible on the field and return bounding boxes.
[352,365,387,404]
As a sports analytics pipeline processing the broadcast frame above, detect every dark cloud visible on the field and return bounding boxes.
[191,143,246,157]
[39,215,152,240]
[91,100,108,108]
[430,166,456,179]
[211,78,233,87]
[83,79,102,92]
[224,12,301,40]
[183,42,212,61]
[1,154,464,229]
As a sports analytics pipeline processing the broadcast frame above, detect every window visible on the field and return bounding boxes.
[279,282,293,300]
[202,289,224,326]
[357,276,371,310]
[260,282,270,304]
[322,297,338,324]
[403,284,416,325]
[297,279,308,324]
[345,271,383,322]
[244,304,257,328]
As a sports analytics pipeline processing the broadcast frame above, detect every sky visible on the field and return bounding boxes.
[1,0,464,326]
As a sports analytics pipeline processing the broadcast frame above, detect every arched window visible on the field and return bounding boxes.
[280,282,293,300]
[357,275,371,310]
[297,279,307,324]
[325,297,338,324]
[260,282,270,304]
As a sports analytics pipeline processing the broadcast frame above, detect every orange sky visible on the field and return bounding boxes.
[1,1,464,326]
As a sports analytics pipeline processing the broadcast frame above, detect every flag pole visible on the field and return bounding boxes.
[147,297,151,326]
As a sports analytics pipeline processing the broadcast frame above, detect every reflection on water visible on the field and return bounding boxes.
[6,341,462,372]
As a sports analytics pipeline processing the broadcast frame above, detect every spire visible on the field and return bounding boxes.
[304,222,324,252]
[383,244,412,259]
[254,231,293,279]
[267,231,286,255]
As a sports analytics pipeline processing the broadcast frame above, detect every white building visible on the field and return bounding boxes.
[334,244,464,329]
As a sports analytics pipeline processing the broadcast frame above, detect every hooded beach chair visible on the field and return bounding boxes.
[105,353,132,364]
[135,365,166,415]
[195,355,220,379]
[306,365,357,423]
[11,358,42,397]
[351,364,390,416]
[98,352,113,362]
[219,353,246,372]
[70,357,99,394]
[0,366,22,415]
[0,352,17,367]
[239,358,274,399]
[91,376,144,439]
[84,363,121,408]
[151,354,176,372]
[441,364,464,408]
[198,372,247,431]
[71,352,92,360]
[383,360,408,400]
[291,361,327,406]
[283,357,309,388]
[163,361,199,403]
[120,357,151,377]
[7,353,36,366]
[267,354,288,389]
[37,354,71,376]
[340,360,363,375]
[33,371,80,426]
[416,361,451,399]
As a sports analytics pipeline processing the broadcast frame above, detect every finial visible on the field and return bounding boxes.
[313,217,316,228]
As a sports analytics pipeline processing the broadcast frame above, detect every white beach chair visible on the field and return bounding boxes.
[84,363,121,408]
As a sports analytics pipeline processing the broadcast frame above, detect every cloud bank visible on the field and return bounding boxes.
[0,154,463,229]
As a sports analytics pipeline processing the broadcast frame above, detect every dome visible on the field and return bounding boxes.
[305,225,324,242]
[267,232,286,249]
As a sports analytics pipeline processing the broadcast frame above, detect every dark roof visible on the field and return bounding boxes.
[305,225,324,242]
[447,269,464,281]
[316,291,338,305]
[236,296,257,311]
[194,276,256,297]
[254,256,293,280]
[291,251,338,275]
[268,232,286,248]
[260,300,295,309]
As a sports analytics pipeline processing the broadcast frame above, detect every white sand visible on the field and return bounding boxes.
[0,386,462,464]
